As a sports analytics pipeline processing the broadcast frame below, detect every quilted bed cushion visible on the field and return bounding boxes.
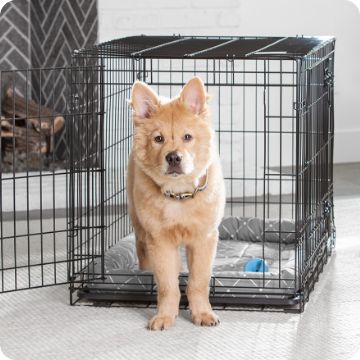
[82,217,296,292]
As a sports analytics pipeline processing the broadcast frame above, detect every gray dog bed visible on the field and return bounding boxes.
[81,217,296,297]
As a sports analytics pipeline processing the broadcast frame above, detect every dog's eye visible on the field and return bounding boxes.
[184,134,193,142]
[154,135,164,143]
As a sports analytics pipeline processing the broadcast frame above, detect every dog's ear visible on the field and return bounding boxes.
[130,81,159,119]
[180,76,207,115]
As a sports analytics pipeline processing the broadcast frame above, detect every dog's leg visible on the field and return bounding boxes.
[134,225,150,270]
[147,240,181,330]
[186,231,219,326]
[128,152,150,270]
[129,204,150,270]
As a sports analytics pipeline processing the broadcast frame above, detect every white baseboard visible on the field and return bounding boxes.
[334,129,360,163]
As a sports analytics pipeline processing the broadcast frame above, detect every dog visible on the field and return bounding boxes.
[128,76,225,330]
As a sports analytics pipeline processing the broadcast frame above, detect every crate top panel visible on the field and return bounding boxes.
[82,35,335,60]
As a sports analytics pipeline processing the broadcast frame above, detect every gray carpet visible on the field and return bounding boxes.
[0,163,359,360]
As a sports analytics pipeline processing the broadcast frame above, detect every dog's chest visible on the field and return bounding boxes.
[162,200,195,224]
[163,201,185,222]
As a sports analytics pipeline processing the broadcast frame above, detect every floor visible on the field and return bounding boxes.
[0,163,359,360]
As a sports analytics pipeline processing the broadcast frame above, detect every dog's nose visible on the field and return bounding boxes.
[166,152,182,166]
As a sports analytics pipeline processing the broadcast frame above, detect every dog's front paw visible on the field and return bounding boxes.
[148,314,176,331]
[192,311,220,327]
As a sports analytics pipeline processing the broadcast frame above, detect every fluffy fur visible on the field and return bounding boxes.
[128,77,225,330]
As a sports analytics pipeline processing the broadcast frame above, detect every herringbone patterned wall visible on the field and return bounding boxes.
[0,0,98,159]
[30,0,98,157]
[0,0,31,97]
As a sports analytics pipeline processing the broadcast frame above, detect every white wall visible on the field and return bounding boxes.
[98,0,360,164]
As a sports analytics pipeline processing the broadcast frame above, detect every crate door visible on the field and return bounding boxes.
[67,58,105,288]
[68,54,134,292]
[0,67,72,292]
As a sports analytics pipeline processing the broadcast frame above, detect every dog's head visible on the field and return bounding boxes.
[130,77,214,185]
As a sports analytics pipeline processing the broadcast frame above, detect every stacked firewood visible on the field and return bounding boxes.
[1,88,65,172]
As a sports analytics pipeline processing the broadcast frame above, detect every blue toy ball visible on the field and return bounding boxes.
[244,258,269,272]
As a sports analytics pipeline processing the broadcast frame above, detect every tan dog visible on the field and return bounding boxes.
[128,77,225,330]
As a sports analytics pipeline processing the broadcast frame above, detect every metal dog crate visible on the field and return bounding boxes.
[0,35,336,312]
